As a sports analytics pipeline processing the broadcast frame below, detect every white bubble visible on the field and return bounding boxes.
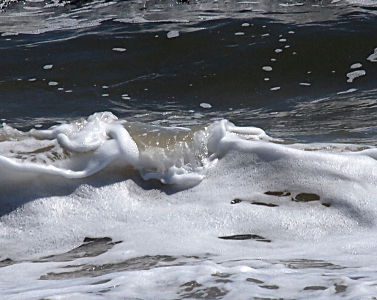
[275,49,283,53]
[43,64,53,70]
[241,23,250,27]
[367,48,377,62]
[200,103,212,109]
[262,66,273,71]
[112,47,126,52]
[350,63,362,69]
[48,81,58,86]
[347,70,366,83]
[102,94,110,97]
[167,30,179,39]
[270,86,281,91]
[279,38,287,42]
[299,82,311,86]
[28,78,36,82]
[235,32,245,36]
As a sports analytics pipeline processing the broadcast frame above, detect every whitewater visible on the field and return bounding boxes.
[1,112,377,299]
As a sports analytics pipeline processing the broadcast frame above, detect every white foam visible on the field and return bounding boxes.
[346,70,366,83]
[112,47,126,52]
[43,64,53,70]
[200,102,212,108]
[167,30,179,39]
[0,112,139,179]
[367,47,377,62]
[337,88,358,95]
[3,114,377,299]
[350,62,362,69]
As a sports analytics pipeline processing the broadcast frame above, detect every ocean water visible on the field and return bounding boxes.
[2,0,377,299]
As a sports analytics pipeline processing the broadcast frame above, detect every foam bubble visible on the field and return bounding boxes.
[167,30,179,39]
[346,70,366,83]
[112,47,126,52]
[43,64,53,70]
[350,63,362,69]
[368,48,377,62]
[262,66,273,71]
[200,102,212,109]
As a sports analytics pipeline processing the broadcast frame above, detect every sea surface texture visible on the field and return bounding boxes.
[2,0,377,299]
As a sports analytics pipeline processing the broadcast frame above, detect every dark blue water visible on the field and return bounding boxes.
[1,0,377,142]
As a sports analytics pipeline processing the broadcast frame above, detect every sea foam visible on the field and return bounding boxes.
[2,112,377,299]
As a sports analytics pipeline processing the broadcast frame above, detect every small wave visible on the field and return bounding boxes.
[0,112,274,186]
